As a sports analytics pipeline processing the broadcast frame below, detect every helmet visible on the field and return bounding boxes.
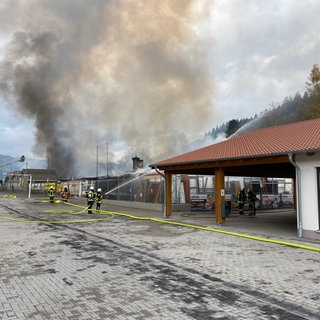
[50,186,54,189]
[90,186,94,190]
[97,188,101,192]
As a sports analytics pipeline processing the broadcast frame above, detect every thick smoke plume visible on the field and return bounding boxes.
[0,0,215,178]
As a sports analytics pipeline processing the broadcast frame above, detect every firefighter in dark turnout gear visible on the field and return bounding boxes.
[48,186,55,203]
[248,189,257,216]
[61,186,70,202]
[96,188,102,212]
[87,186,96,214]
[237,188,247,215]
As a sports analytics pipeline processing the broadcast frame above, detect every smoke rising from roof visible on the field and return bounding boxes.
[0,0,215,178]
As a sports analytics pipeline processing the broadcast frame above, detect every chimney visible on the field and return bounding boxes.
[132,156,143,171]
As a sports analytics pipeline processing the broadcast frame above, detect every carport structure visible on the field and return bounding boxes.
[151,118,320,239]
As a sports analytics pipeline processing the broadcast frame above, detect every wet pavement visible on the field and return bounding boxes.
[0,195,320,319]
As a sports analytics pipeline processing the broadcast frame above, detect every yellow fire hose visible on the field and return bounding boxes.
[0,200,114,224]
[0,199,319,252]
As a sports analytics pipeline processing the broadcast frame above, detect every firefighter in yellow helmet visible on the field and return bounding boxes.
[87,186,96,214]
[48,186,55,203]
[96,188,102,212]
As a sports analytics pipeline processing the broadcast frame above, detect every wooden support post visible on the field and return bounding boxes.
[293,177,297,209]
[181,174,190,204]
[165,171,172,217]
[215,167,225,224]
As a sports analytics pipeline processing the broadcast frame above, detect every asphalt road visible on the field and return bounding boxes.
[0,196,319,319]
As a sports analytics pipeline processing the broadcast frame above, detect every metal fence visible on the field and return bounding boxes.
[2,172,293,209]
[95,174,293,209]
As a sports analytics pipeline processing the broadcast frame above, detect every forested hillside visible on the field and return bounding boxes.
[206,64,320,139]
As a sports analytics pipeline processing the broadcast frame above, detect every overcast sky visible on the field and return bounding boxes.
[0,0,319,172]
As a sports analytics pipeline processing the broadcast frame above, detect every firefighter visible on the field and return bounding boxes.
[61,186,70,202]
[96,188,102,212]
[48,186,55,203]
[237,188,247,215]
[87,186,96,214]
[248,189,257,216]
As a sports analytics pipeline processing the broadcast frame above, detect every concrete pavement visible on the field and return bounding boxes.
[0,195,319,319]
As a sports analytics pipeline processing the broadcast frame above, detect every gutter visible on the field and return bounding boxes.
[288,153,303,238]
[154,166,166,218]
[154,166,164,178]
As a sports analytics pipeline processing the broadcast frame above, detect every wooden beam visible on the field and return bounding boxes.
[155,155,290,172]
[215,167,225,224]
[156,158,295,179]
[165,171,172,217]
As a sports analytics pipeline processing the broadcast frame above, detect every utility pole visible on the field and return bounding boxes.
[96,146,99,190]
[96,146,99,178]
[106,141,109,177]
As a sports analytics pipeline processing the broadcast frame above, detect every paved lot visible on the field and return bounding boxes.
[0,195,320,319]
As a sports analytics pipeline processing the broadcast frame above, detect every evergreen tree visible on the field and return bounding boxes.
[226,119,240,137]
[305,64,320,119]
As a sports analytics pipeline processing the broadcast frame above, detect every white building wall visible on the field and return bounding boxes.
[296,152,320,233]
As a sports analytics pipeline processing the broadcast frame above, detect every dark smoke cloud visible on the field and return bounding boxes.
[0,0,215,178]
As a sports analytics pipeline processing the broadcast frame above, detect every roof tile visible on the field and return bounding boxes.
[152,118,320,167]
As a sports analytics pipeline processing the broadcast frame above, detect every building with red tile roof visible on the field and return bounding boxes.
[151,118,320,240]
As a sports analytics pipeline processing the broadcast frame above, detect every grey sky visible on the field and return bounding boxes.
[0,0,319,176]
[209,0,320,120]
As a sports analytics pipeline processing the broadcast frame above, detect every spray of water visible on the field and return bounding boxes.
[104,171,152,196]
